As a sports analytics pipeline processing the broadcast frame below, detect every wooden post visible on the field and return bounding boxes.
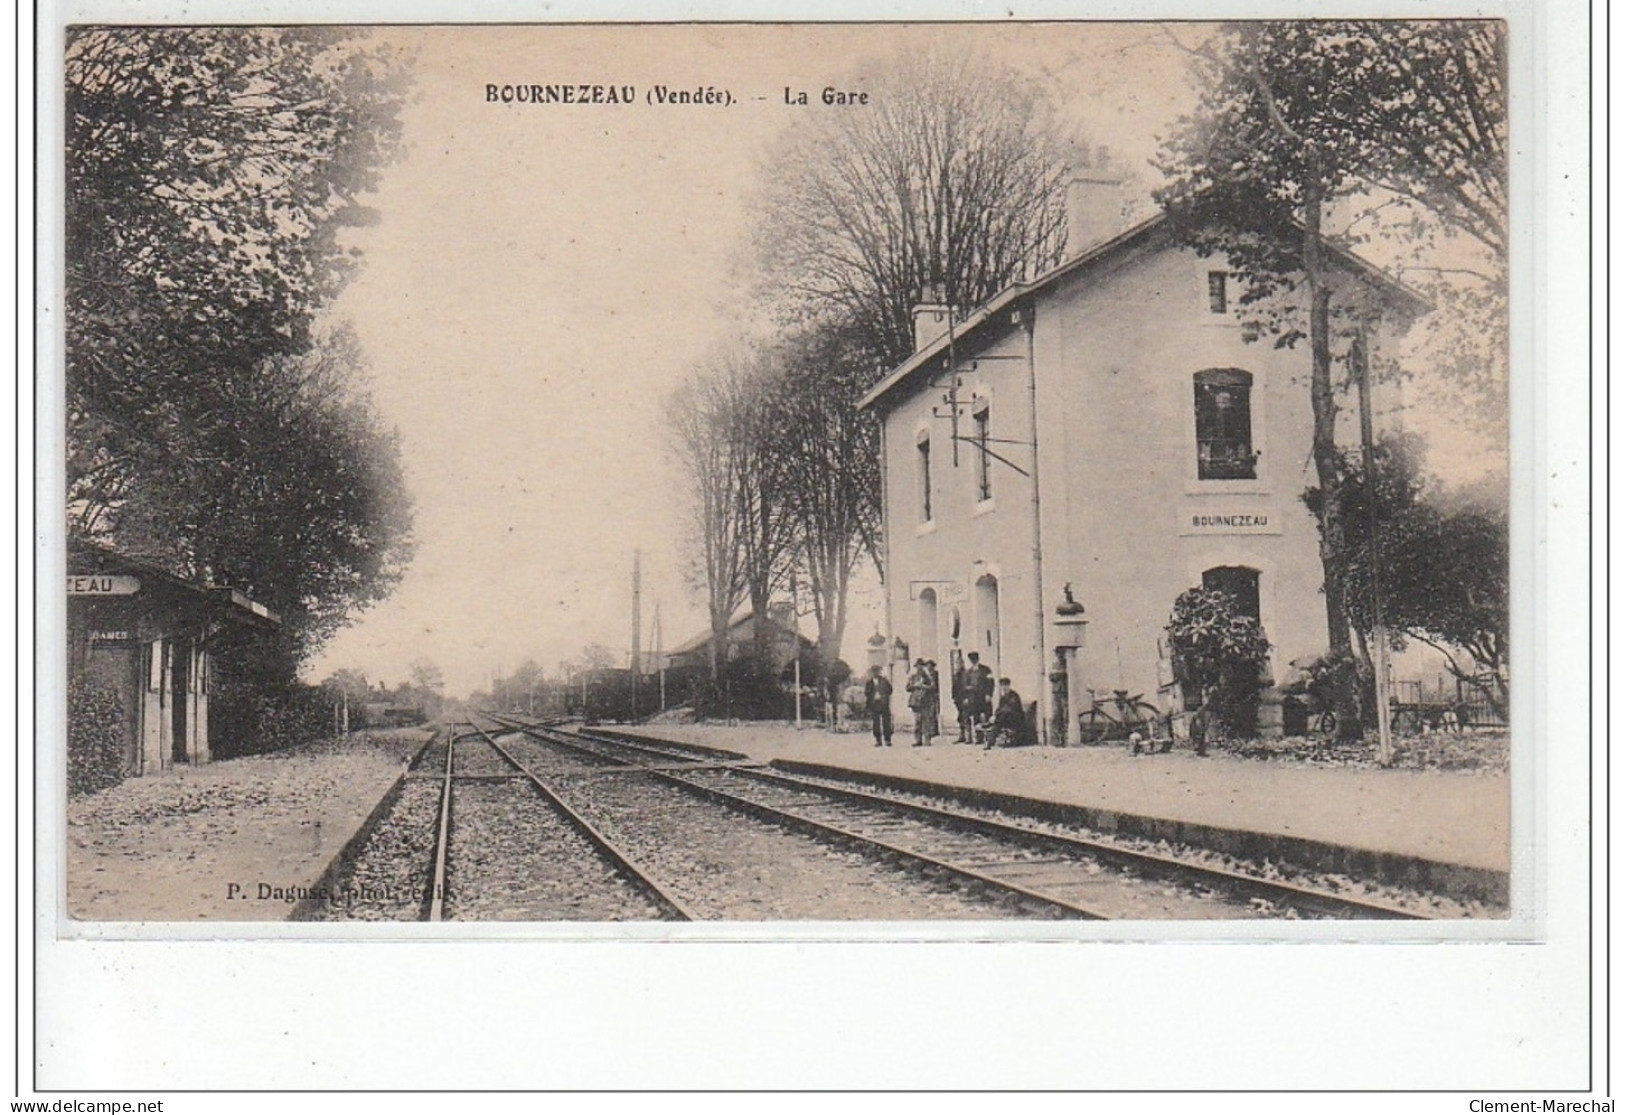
[1353,331,1394,766]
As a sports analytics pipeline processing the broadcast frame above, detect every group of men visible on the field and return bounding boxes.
[862,650,1027,749]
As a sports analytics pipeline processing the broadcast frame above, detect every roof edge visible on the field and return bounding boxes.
[857,213,1167,412]
[857,212,1433,413]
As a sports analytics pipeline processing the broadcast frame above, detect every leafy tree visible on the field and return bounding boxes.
[408,658,445,695]
[65,27,413,687]
[751,47,1072,371]
[1157,20,1507,737]
[66,27,404,378]
[139,329,413,666]
[1305,435,1508,719]
[505,659,546,713]
[1165,587,1272,738]
[1389,500,1508,718]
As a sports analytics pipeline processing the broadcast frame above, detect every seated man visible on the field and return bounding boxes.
[987,677,1026,750]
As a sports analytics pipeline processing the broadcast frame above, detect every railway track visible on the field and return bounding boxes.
[428,723,693,920]
[474,715,1032,919]
[303,723,691,921]
[486,714,1429,921]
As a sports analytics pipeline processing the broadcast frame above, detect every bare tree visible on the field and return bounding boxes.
[767,323,884,676]
[669,347,797,679]
[672,371,744,682]
[733,356,801,664]
[752,48,1073,369]
[406,657,445,719]
[741,49,1074,686]
[580,644,618,672]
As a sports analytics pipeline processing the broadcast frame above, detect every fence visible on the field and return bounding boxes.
[1391,675,1507,729]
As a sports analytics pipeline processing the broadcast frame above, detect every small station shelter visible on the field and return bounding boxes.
[67,540,280,775]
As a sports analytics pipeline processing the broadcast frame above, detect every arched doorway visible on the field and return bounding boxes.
[973,573,1001,673]
[917,588,944,730]
[916,588,939,664]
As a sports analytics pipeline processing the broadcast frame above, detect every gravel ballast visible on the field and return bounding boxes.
[546,770,1009,920]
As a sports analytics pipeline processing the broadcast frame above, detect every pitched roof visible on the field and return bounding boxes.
[856,210,1431,412]
[68,538,281,628]
[667,609,813,658]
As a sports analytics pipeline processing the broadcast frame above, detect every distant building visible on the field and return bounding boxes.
[68,539,279,775]
[857,181,1427,740]
[665,604,815,675]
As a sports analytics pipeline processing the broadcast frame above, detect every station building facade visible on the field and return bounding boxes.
[857,189,1427,742]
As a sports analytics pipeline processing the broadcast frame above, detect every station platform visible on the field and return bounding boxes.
[611,719,1513,902]
[65,731,424,922]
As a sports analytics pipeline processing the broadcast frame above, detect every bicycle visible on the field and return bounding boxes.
[1077,689,1168,749]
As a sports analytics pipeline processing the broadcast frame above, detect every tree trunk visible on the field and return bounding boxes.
[708,608,728,682]
[749,581,773,665]
[1302,181,1363,741]
[815,574,849,681]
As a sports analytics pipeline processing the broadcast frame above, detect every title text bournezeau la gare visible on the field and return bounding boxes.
[484,84,873,108]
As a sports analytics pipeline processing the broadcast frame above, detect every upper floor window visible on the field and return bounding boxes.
[1207,271,1229,314]
[916,429,933,522]
[972,401,993,502]
[1194,368,1256,480]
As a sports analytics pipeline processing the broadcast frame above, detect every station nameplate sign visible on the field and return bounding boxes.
[1179,510,1282,537]
[67,574,140,596]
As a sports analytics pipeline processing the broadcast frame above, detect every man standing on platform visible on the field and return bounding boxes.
[952,651,972,742]
[907,659,934,746]
[865,665,894,747]
[967,653,995,744]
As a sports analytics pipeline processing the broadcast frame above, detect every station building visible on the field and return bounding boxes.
[857,183,1428,742]
[68,539,279,775]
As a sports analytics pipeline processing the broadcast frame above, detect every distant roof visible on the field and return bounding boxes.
[667,608,813,658]
[857,210,1431,412]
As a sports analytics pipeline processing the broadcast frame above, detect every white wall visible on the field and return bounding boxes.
[878,233,1421,738]
[879,321,1045,730]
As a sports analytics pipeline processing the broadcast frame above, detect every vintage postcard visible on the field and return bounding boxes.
[55,19,1524,930]
[32,5,1595,1092]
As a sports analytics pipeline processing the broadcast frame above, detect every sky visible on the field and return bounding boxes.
[300,22,1501,698]
[301,23,1205,696]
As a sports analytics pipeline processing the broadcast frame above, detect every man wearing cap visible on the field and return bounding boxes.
[864,664,894,747]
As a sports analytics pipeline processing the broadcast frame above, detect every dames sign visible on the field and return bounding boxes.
[66,575,140,596]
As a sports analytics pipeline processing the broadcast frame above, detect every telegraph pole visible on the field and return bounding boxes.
[630,549,642,721]
[790,569,803,727]
[653,600,666,714]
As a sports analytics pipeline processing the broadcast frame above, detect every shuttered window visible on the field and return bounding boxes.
[1194,368,1255,480]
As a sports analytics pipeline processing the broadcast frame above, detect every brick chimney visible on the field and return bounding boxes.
[912,304,951,352]
[1065,173,1127,256]
[911,282,951,352]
